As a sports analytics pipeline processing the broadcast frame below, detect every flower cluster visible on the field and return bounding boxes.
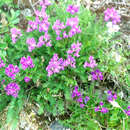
[26,36,52,52]
[63,55,76,68]
[83,56,103,80]
[104,8,120,24]
[26,0,52,50]
[124,106,130,116]
[52,17,81,40]
[67,41,82,57]
[107,90,117,102]
[39,0,51,6]
[26,38,36,52]
[0,57,5,68]
[66,17,81,37]
[91,69,103,80]
[95,101,109,114]
[84,56,97,68]
[46,54,64,77]
[52,20,66,40]
[10,28,22,43]
[72,86,90,108]
[46,42,82,76]
[4,82,20,98]
[66,5,79,15]
[64,41,82,68]
[27,0,50,33]
[46,54,77,76]
[37,35,52,48]
[20,56,35,70]
[24,77,31,83]
[5,64,19,79]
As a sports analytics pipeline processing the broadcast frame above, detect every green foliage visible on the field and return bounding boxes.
[0,0,13,6]
[0,0,129,129]
[6,89,24,130]
[0,2,20,33]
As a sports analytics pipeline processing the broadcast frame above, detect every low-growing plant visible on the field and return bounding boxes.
[0,0,129,129]
[0,0,20,34]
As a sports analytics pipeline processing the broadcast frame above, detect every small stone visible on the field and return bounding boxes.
[50,121,70,130]
[21,8,32,17]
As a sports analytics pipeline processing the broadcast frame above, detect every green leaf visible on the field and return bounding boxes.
[11,18,19,25]
[0,43,7,49]
[38,105,44,115]
[86,120,100,130]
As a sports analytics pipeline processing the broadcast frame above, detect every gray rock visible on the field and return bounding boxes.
[50,121,70,130]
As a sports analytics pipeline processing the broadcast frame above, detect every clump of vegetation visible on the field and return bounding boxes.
[0,0,129,129]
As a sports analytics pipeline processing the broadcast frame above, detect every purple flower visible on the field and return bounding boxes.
[128,106,130,109]
[53,20,66,30]
[113,93,117,100]
[67,25,81,38]
[37,34,52,48]
[95,106,100,112]
[26,38,36,52]
[20,56,35,70]
[107,95,113,102]
[80,104,85,108]
[40,0,51,6]
[107,90,112,95]
[37,36,45,48]
[124,109,127,113]
[46,41,82,76]
[126,111,130,116]
[56,36,62,40]
[5,64,19,79]
[77,97,83,103]
[0,57,5,68]
[28,21,38,31]
[72,86,82,98]
[65,55,76,68]
[124,107,130,116]
[11,28,22,43]
[53,17,81,40]
[25,0,52,51]
[99,101,104,106]
[24,77,30,83]
[71,86,90,109]
[52,20,66,40]
[63,31,68,38]
[66,5,79,15]
[84,96,90,104]
[91,69,103,80]
[66,17,79,27]
[46,40,52,47]
[67,42,82,58]
[84,56,97,68]
[44,32,50,41]
[101,107,108,113]
[4,82,20,98]
[46,54,64,76]
[104,8,121,24]
[83,62,89,68]
[107,91,117,102]
[39,21,50,32]
[76,91,82,97]
[27,0,50,30]
[26,0,51,35]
